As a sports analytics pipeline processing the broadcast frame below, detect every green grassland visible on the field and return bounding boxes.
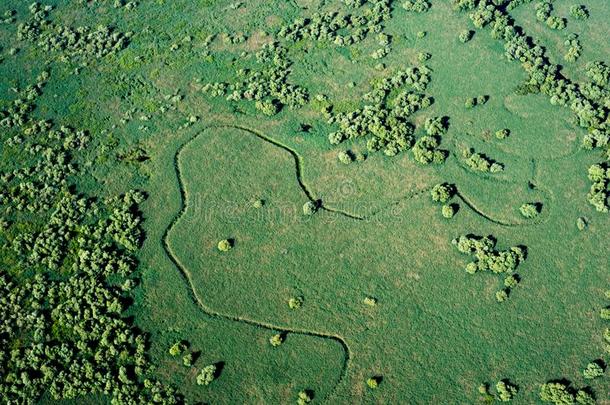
[0,0,609,404]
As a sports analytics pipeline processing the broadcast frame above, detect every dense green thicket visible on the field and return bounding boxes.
[452,234,526,301]
[202,42,308,115]
[0,67,180,402]
[326,68,447,159]
[17,3,131,60]
[278,0,391,47]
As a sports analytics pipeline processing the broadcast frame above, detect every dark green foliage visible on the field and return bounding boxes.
[0,72,179,403]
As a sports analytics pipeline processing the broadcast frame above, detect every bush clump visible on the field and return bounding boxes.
[196,364,217,386]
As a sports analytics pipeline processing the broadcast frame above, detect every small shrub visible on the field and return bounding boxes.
[576,217,588,230]
[459,30,473,43]
[169,341,186,357]
[366,376,381,389]
[583,361,605,379]
[217,239,233,252]
[496,290,509,303]
[364,296,378,306]
[520,203,541,218]
[504,275,518,288]
[496,380,518,402]
[288,296,303,309]
[442,204,456,219]
[338,150,353,164]
[269,333,284,347]
[182,353,193,367]
[303,201,318,216]
[297,390,313,404]
[495,128,510,139]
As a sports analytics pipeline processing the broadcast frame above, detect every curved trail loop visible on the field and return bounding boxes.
[163,124,352,403]
[162,123,552,401]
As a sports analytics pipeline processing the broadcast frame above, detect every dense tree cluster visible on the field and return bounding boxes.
[539,381,595,405]
[585,61,610,87]
[326,67,440,158]
[535,1,566,30]
[0,73,180,402]
[0,71,48,128]
[202,42,308,116]
[462,149,504,173]
[453,234,526,301]
[412,116,449,164]
[430,183,459,218]
[586,163,609,212]
[277,0,391,47]
[17,3,131,60]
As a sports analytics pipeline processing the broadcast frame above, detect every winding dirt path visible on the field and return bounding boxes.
[162,124,353,403]
[161,123,554,401]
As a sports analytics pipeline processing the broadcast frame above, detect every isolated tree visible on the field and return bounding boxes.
[303,201,318,216]
[269,333,284,347]
[196,364,217,386]
[442,204,456,219]
[169,341,186,357]
[520,203,540,218]
[217,239,233,252]
[582,362,604,379]
[297,390,313,404]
